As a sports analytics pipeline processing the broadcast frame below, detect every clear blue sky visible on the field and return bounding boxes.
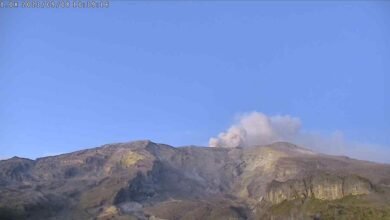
[0,1,389,159]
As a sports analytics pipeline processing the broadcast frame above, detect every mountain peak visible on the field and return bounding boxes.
[0,140,389,220]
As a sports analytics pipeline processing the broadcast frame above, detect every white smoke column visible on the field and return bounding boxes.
[208,111,390,163]
[209,112,301,148]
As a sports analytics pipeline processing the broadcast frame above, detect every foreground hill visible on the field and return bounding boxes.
[1,140,390,219]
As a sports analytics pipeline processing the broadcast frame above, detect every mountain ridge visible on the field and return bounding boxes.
[1,140,390,219]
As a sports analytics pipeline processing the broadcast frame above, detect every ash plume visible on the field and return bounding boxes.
[209,112,300,148]
[209,111,389,163]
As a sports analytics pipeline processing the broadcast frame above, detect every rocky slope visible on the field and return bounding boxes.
[0,140,390,219]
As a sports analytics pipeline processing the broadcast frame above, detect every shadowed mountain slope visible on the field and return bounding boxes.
[1,140,390,219]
